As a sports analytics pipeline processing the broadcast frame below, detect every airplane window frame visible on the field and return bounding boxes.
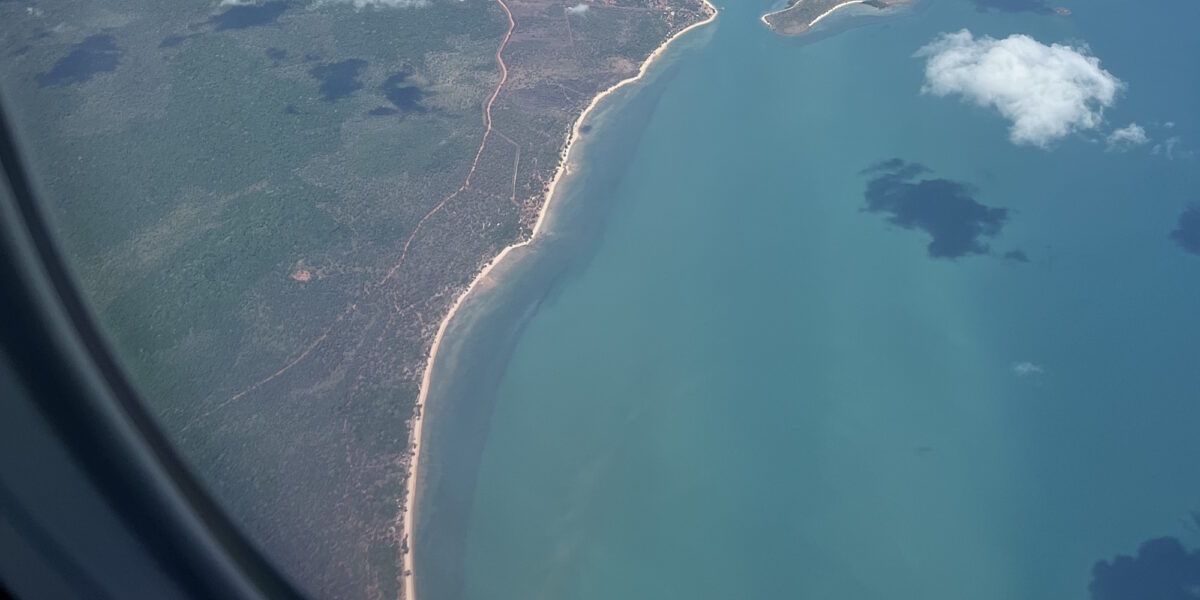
[0,99,306,600]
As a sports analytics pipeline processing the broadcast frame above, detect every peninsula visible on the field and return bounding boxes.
[761,0,913,36]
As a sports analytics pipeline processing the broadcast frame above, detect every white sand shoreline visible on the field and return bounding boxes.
[399,3,717,598]
[809,0,865,26]
[760,0,866,29]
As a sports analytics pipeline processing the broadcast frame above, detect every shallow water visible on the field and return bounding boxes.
[416,0,1200,598]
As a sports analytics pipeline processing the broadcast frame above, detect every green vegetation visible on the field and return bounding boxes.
[763,0,904,35]
[0,0,712,596]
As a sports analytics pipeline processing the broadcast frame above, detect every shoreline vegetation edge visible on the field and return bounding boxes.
[398,2,718,598]
[760,0,922,36]
[760,0,867,29]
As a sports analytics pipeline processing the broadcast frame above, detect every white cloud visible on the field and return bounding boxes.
[916,30,1125,148]
[219,0,256,5]
[1106,122,1149,151]
[566,3,589,14]
[1151,136,1183,159]
[1012,361,1044,377]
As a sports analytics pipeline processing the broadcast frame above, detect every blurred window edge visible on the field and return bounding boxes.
[0,101,306,600]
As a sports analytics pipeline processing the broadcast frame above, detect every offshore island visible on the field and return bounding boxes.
[761,0,914,36]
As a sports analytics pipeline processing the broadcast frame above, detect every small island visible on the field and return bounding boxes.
[761,0,914,36]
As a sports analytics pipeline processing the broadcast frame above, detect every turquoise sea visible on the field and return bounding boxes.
[414,0,1200,598]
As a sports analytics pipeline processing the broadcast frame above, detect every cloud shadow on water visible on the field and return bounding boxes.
[1170,205,1200,256]
[861,159,1016,260]
[1089,537,1200,599]
[210,1,290,31]
[35,34,121,88]
[309,59,368,102]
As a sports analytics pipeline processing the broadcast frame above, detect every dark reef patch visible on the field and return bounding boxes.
[266,47,287,61]
[35,34,121,88]
[1004,250,1029,262]
[211,1,289,31]
[283,104,299,115]
[579,124,593,134]
[861,159,1012,259]
[1170,205,1200,256]
[309,59,368,102]
[381,72,426,113]
[973,0,1053,13]
[368,107,399,116]
[1089,537,1200,599]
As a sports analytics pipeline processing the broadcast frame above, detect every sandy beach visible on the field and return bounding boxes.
[808,0,865,26]
[761,0,866,30]
[399,3,717,598]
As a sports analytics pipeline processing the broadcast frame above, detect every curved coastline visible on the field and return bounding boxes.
[760,0,866,31]
[399,3,718,598]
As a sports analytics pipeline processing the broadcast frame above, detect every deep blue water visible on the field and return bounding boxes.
[415,0,1200,598]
